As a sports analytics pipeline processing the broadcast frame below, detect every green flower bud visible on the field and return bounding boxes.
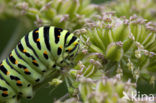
[135,49,141,59]
[69,70,78,79]
[48,78,63,87]
[79,77,93,101]
[106,42,123,62]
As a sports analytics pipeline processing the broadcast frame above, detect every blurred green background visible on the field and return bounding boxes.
[0,0,110,103]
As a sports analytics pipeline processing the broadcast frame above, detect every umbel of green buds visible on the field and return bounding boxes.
[104,0,156,21]
[77,76,136,103]
[2,0,97,30]
[78,13,156,81]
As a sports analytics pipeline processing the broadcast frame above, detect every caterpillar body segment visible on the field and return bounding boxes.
[0,60,33,99]
[0,78,16,100]
[8,49,43,84]
[16,39,47,74]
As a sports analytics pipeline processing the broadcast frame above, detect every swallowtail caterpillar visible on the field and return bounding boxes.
[0,26,79,103]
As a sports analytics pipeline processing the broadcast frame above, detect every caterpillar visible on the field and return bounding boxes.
[0,26,79,103]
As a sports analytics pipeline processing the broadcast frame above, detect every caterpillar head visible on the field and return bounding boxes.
[57,33,79,68]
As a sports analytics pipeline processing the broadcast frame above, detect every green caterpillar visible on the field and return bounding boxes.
[0,26,79,103]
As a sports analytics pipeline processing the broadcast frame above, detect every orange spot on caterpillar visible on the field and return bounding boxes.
[15,60,18,64]
[68,48,72,51]
[24,68,29,72]
[35,30,39,33]
[74,42,78,46]
[59,46,63,49]
[9,54,12,57]
[17,80,22,84]
[57,35,60,38]
[23,49,27,53]
[7,72,10,75]
[33,60,37,63]
[36,38,40,42]
[0,63,3,66]
[3,91,8,95]
[44,51,48,55]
